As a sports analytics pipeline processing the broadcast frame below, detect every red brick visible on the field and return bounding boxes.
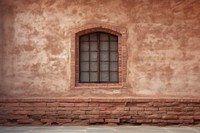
[167,111,182,115]
[145,107,158,111]
[162,115,178,120]
[59,103,74,107]
[57,111,71,115]
[46,103,59,107]
[45,111,56,115]
[79,107,93,111]
[15,111,30,115]
[41,118,55,124]
[89,119,104,123]
[57,119,72,123]
[116,107,129,111]
[86,111,100,115]
[180,116,194,120]
[105,119,120,123]
[17,119,34,124]
[194,116,200,120]
[146,114,162,119]
[130,107,144,111]
[167,120,181,123]
[137,119,152,123]
[32,103,46,107]
[5,103,19,107]
[152,119,166,123]
[56,107,77,111]
[88,103,99,107]
[72,111,85,115]
[128,111,137,115]
[79,115,99,119]
[182,107,194,111]
[74,103,88,107]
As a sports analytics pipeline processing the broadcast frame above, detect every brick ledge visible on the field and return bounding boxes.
[0,97,200,103]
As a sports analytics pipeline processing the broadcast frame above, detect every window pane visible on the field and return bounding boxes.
[80,41,89,51]
[110,41,118,51]
[80,62,89,71]
[90,42,98,51]
[80,52,89,61]
[110,72,118,82]
[90,72,98,82]
[80,35,89,41]
[100,33,109,41]
[110,35,117,41]
[90,52,98,61]
[100,72,109,82]
[90,62,98,71]
[90,33,98,41]
[110,52,118,61]
[100,41,109,51]
[80,72,89,82]
[110,62,118,71]
[100,52,109,61]
[100,62,109,71]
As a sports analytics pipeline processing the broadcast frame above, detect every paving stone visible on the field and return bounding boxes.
[87,128,115,133]
[166,127,198,133]
[29,131,86,133]
[137,126,169,133]
[0,129,29,133]
[115,126,141,133]
[192,127,200,133]
[0,126,200,133]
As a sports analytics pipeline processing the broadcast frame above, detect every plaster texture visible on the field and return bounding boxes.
[0,0,200,98]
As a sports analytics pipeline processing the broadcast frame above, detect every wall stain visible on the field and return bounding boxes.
[0,0,200,98]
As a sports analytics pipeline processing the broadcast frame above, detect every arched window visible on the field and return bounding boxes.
[70,24,127,89]
[79,32,118,83]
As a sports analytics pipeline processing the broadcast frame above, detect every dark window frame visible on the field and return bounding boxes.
[79,32,119,83]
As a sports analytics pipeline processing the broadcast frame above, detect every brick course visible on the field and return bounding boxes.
[0,98,199,126]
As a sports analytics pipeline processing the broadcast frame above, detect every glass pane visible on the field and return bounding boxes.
[80,52,89,61]
[80,35,89,41]
[90,33,98,41]
[90,72,98,82]
[110,41,118,51]
[100,33,109,41]
[100,52,109,61]
[80,62,89,71]
[90,62,98,71]
[110,62,118,71]
[100,62,109,71]
[110,72,118,82]
[100,41,109,51]
[90,42,98,51]
[100,72,109,82]
[80,41,89,51]
[110,52,118,61]
[80,72,89,82]
[90,52,98,61]
[110,35,118,41]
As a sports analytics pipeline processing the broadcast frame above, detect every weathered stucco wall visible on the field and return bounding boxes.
[0,0,199,98]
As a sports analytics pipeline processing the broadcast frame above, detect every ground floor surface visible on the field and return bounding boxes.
[0,126,199,133]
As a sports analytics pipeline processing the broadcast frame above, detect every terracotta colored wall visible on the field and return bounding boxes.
[0,0,200,98]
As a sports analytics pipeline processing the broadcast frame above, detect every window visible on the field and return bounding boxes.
[79,32,118,83]
[70,24,127,89]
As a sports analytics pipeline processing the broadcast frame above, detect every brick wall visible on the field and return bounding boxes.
[0,98,199,126]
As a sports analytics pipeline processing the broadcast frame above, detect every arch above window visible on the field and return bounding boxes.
[70,24,127,89]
